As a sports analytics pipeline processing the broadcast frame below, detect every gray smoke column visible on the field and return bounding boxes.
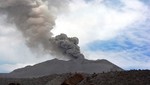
[0,0,56,52]
[50,34,84,59]
[0,0,84,59]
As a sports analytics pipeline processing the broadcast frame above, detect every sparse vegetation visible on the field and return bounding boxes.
[0,70,150,85]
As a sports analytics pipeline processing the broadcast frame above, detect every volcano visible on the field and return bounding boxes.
[0,59,123,78]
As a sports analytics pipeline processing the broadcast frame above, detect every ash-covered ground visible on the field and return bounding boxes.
[0,59,123,78]
[0,70,150,85]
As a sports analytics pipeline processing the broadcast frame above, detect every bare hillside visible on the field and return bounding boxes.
[0,70,149,85]
[0,59,123,78]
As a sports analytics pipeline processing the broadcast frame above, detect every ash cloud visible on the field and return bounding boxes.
[50,34,84,59]
[0,0,84,59]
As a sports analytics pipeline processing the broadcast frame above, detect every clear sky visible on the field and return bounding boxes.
[0,0,150,73]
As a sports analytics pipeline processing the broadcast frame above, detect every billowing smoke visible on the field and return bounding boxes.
[0,0,84,59]
[50,34,84,59]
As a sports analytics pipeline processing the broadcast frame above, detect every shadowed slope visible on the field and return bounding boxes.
[0,59,123,78]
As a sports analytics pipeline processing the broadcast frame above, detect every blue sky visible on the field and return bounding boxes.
[0,0,150,73]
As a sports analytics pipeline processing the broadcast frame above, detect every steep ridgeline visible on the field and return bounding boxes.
[0,59,123,78]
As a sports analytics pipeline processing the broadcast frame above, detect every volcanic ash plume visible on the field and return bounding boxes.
[0,0,55,52]
[0,0,84,59]
[50,34,84,59]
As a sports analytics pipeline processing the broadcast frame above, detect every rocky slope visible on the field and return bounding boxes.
[0,70,149,85]
[0,59,123,78]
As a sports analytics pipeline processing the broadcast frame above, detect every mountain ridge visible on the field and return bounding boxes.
[0,58,123,78]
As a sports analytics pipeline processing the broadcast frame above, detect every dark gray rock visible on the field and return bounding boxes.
[0,59,123,78]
